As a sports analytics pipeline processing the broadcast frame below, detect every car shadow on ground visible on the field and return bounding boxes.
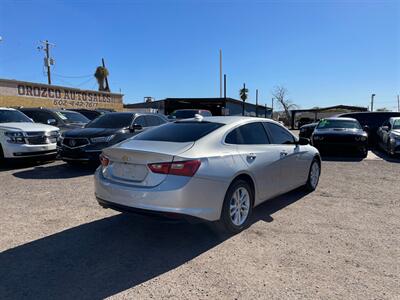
[371,149,400,163]
[321,154,364,162]
[0,188,308,299]
[11,162,97,179]
[0,158,57,172]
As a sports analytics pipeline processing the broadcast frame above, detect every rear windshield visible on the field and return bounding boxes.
[86,113,133,129]
[317,119,361,129]
[56,111,90,124]
[135,121,224,142]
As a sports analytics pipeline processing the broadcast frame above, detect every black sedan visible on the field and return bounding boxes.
[299,122,318,139]
[311,118,368,158]
[58,112,168,164]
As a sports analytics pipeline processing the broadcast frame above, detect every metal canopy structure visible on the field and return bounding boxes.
[290,105,368,129]
[124,97,272,117]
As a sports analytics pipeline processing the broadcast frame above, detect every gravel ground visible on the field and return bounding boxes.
[0,154,399,299]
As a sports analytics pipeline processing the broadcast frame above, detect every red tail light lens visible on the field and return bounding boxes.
[148,162,170,174]
[99,154,110,167]
[148,160,201,177]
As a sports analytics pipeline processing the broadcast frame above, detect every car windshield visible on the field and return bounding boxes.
[392,119,400,129]
[55,111,90,124]
[86,113,133,129]
[171,110,199,119]
[0,110,33,123]
[135,121,224,142]
[317,119,361,129]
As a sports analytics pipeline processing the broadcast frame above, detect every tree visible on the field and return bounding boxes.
[94,66,109,91]
[239,83,248,116]
[271,86,297,122]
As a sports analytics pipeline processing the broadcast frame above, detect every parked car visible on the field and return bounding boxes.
[95,116,321,233]
[311,118,368,157]
[377,117,400,156]
[338,112,400,147]
[69,109,105,120]
[168,109,212,120]
[299,122,318,139]
[19,108,89,132]
[297,117,314,129]
[0,107,59,161]
[58,112,168,164]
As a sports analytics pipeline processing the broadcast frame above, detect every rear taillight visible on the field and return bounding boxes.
[99,154,110,167]
[148,160,201,177]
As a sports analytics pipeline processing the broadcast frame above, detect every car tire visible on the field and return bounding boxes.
[304,159,320,192]
[360,147,368,158]
[219,179,253,234]
[387,141,395,157]
[0,144,4,164]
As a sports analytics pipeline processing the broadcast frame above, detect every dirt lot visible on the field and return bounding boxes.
[0,154,399,299]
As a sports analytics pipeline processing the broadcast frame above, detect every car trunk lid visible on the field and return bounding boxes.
[102,140,194,187]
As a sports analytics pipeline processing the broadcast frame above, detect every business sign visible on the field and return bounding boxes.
[0,78,123,110]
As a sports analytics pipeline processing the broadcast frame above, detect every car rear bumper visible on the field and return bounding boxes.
[94,167,228,221]
[3,143,57,158]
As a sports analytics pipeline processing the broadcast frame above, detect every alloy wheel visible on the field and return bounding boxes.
[310,161,320,189]
[229,187,250,226]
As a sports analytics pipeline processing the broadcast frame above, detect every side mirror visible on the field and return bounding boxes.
[363,125,369,131]
[129,123,142,132]
[47,118,57,126]
[381,126,389,131]
[297,137,310,145]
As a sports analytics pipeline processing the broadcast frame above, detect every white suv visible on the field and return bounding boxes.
[0,108,60,161]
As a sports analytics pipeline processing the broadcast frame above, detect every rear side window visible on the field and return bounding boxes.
[225,122,270,145]
[135,121,224,142]
[263,123,295,144]
[200,111,212,116]
[22,110,55,124]
[145,115,164,126]
[134,116,147,127]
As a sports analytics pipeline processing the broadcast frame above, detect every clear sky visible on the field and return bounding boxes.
[0,0,399,110]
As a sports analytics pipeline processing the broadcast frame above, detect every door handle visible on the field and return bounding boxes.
[247,153,256,160]
[280,151,288,157]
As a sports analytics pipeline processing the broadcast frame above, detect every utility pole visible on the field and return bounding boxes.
[271,97,274,113]
[255,89,259,117]
[265,104,267,118]
[39,40,55,85]
[371,93,376,112]
[219,49,223,98]
[102,58,110,92]
[223,74,227,98]
[397,95,399,112]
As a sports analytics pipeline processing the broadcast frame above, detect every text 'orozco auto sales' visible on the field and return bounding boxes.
[17,83,116,108]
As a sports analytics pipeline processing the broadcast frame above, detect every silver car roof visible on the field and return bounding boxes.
[180,116,281,125]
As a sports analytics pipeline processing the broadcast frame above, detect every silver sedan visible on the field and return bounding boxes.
[94,116,321,233]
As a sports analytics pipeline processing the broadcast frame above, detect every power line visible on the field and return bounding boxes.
[53,72,92,79]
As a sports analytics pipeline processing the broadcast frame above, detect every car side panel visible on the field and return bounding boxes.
[235,144,282,205]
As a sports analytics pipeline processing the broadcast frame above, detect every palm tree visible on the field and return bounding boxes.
[239,83,248,116]
[94,66,109,91]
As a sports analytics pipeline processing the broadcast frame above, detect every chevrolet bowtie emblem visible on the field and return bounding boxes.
[122,155,129,162]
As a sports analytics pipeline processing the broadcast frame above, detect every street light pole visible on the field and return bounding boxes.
[255,89,259,117]
[371,94,376,112]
